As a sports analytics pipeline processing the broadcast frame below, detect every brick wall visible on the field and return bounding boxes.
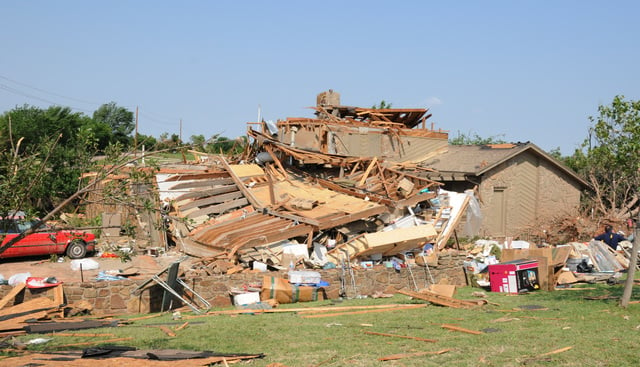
[0,251,466,315]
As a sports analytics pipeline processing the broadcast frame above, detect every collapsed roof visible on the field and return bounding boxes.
[157,91,473,267]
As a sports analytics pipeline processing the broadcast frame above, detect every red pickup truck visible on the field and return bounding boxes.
[0,215,96,259]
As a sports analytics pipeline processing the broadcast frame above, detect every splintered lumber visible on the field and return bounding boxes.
[441,324,483,335]
[378,349,451,361]
[539,346,573,356]
[0,311,48,332]
[175,321,189,331]
[198,304,423,317]
[0,283,26,309]
[327,224,437,263]
[358,157,378,187]
[0,297,57,318]
[364,331,436,343]
[397,289,480,309]
[158,325,176,337]
[299,304,427,318]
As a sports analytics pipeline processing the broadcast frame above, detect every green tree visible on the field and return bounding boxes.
[0,105,97,213]
[371,100,393,109]
[449,131,507,145]
[135,133,158,150]
[566,95,640,220]
[93,102,134,146]
[190,134,206,151]
[205,135,246,155]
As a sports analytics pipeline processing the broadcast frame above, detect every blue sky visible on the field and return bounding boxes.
[1,1,638,155]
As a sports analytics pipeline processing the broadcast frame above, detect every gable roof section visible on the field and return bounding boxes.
[421,143,590,189]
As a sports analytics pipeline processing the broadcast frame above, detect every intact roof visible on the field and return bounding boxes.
[421,142,590,188]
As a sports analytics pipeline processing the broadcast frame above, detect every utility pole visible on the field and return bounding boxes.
[179,119,183,145]
[620,215,639,307]
[134,106,139,157]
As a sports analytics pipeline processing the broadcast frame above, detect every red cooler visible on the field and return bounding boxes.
[488,259,540,293]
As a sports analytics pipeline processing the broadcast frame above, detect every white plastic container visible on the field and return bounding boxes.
[233,292,260,306]
[288,270,321,284]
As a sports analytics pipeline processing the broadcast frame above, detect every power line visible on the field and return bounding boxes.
[0,75,185,128]
[0,82,94,113]
[0,74,100,106]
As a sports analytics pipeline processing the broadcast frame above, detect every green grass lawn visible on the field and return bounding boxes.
[13,283,640,366]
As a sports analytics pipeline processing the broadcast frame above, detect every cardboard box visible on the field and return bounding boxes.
[261,276,325,304]
[488,259,540,294]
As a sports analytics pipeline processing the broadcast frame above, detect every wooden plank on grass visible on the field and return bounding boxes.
[441,324,483,335]
[174,322,189,331]
[158,325,176,337]
[397,289,479,309]
[540,346,573,356]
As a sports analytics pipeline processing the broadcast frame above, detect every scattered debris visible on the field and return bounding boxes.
[441,324,483,335]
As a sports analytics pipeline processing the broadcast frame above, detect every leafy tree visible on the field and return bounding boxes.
[0,105,97,213]
[135,133,158,151]
[205,135,247,155]
[190,134,206,151]
[566,95,640,220]
[449,131,507,145]
[93,102,134,146]
[371,100,393,109]
[155,132,182,151]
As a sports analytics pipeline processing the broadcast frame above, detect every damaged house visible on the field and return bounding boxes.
[155,91,475,271]
[420,143,590,239]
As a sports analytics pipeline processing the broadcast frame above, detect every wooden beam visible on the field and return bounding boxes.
[358,157,378,187]
[441,324,483,335]
[397,289,480,309]
[0,283,26,309]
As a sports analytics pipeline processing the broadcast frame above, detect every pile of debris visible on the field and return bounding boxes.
[155,94,480,278]
[463,238,637,291]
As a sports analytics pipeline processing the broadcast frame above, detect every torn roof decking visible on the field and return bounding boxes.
[313,106,434,129]
[159,161,389,258]
[189,210,314,257]
[247,131,441,207]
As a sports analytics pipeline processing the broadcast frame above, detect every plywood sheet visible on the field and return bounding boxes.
[228,164,265,178]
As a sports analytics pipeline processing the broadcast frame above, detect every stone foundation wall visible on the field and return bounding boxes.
[0,251,467,315]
